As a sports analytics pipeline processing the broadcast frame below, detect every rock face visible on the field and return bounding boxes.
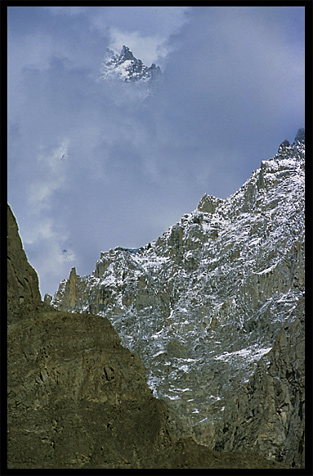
[7,204,41,320]
[7,205,172,469]
[214,313,305,468]
[7,311,177,469]
[294,127,305,143]
[51,131,305,467]
[7,204,287,469]
[100,45,161,83]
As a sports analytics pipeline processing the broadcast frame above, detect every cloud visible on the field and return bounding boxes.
[27,139,69,212]
[108,27,168,66]
[89,6,190,40]
[148,7,304,164]
[8,6,304,297]
[45,6,190,67]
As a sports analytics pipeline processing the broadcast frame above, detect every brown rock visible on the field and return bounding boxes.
[7,204,41,319]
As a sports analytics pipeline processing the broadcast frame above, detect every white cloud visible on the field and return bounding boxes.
[90,6,190,37]
[22,213,78,297]
[27,139,69,213]
[8,33,55,73]
[8,6,304,298]
[23,219,54,245]
[108,27,168,65]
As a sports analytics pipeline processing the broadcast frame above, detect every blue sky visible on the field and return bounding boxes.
[7,6,305,297]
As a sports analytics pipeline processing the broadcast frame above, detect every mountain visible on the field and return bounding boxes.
[6,205,169,468]
[50,130,305,467]
[99,45,162,83]
[7,205,288,470]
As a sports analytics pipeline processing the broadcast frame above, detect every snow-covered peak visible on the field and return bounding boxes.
[99,45,162,83]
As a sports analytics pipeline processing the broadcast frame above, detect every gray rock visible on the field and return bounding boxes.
[278,139,290,151]
[214,313,305,468]
[51,138,305,467]
[294,127,305,143]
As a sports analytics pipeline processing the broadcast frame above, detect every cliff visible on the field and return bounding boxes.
[7,204,287,469]
[51,133,305,467]
[214,313,305,468]
[7,204,41,321]
[7,205,172,469]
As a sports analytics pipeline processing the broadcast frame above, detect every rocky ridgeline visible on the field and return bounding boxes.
[7,205,288,469]
[50,130,305,467]
[99,45,161,83]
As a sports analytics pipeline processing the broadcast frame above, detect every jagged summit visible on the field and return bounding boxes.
[51,134,305,467]
[119,45,134,61]
[294,127,305,143]
[100,45,162,83]
[278,127,305,151]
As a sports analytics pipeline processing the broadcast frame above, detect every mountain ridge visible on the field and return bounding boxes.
[49,129,305,467]
[7,204,290,469]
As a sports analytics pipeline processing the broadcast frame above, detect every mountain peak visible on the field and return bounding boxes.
[100,45,162,83]
[120,45,135,61]
[294,127,305,143]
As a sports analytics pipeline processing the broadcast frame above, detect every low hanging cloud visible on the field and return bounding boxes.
[27,140,69,213]
[107,27,169,66]
[8,6,304,297]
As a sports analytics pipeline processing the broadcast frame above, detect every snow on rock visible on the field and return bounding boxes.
[51,134,305,451]
[99,45,161,83]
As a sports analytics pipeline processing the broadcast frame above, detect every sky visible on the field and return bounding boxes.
[7,6,305,298]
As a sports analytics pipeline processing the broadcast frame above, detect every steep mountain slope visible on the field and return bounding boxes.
[7,204,41,321]
[51,131,305,466]
[7,205,288,469]
[99,45,161,83]
[6,205,172,469]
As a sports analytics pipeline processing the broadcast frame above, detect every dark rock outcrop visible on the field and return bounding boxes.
[7,204,41,320]
[294,127,305,143]
[278,139,290,151]
[7,204,288,469]
[8,309,176,469]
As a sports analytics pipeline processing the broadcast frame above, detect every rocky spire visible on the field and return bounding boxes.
[294,127,305,143]
[119,45,135,61]
[100,45,161,83]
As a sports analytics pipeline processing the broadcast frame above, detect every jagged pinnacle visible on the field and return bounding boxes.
[294,127,305,143]
[100,45,161,83]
